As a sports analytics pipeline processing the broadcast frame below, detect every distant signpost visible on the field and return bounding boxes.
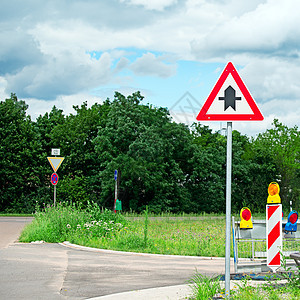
[114,170,118,213]
[47,151,64,207]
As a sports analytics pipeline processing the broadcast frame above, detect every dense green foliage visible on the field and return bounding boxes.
[0,92,299,214]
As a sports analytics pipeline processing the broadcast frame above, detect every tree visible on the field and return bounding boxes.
[2,92,297,215]
[188,125,226,213]
[93,92,193,212]
[0,94,43,212]
[51,101,111,204]
[250,119,300,210]
[34,106,65,156]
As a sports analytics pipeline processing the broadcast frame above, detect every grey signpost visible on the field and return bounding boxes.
[196,62,263,297]
[114,170,118,212]
[225,121,232,295]
[47,151,64,207]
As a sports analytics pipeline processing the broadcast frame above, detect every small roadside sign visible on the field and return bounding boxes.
[47,157,65,172]
[51,173,59,185]
[114,170,118,181]
[51,148,60,156]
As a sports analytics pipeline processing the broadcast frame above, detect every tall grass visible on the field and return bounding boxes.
[20,203,228,257]
[188,273,222,299]
[20,202,127,244]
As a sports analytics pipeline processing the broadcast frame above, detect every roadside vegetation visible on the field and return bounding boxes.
[188,271,300,299]
[20,202,228,257]
[3,91,299,299]
[19,202,300,299]
[1,93,299,215]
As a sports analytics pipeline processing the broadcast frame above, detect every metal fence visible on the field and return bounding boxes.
[232,218,300,273]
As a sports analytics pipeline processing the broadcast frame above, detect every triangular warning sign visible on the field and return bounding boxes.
[196,62,264,121]
[47,157,65,172]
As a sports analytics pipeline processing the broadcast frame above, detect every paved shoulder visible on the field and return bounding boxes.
[0,217,33,248]
[60,242,228,299]
[0,229,229,300]
[0,243,67,300]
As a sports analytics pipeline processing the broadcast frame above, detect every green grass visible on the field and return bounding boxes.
[188,273,222,299]
[73,216,227,256]
[20,202,228,257]
[18,203,300,259]
[230,272,300,300]
[20,202,127,244]
[188,271,300,300]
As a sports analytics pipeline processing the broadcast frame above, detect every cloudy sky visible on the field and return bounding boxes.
[1,0,300,136]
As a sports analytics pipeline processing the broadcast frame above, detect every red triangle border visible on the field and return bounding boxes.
[196,62,264,121]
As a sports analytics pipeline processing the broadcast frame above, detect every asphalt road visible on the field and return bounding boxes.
[0,217,229,300]
[0,216,34,248]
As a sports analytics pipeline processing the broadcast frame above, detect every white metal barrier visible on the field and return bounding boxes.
[232,218,300,273]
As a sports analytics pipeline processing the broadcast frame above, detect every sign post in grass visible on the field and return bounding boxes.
[47,149,64,207]
[196,62,264,298]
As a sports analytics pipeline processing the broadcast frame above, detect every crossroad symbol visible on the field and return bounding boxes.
[219,86,241,111]
[47,157,65,172]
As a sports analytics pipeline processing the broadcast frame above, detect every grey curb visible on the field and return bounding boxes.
[60,241,230,260]
[86,284,192,300]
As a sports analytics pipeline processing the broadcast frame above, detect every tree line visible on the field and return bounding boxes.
[0,92,299,214]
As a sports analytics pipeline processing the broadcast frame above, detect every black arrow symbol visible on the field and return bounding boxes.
[219,86,241,111]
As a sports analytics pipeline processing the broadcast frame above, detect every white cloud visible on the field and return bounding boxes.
[26,93,104,121]
[0,77,8,100]
[120,0,178,11]
[190,0,300,59]
[0,0,299,135]
[240,58,300,102]
[5,51,113,100]
[130,53,177,77]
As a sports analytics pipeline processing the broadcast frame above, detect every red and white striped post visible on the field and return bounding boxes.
[266,204,282,271]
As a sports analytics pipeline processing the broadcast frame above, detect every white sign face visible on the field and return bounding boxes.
[47,157,65,172]
[51,148,60,156]
[206,74,254,115]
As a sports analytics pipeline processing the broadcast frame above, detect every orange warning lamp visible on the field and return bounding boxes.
[240,207,253,229]
[267,182,281,204]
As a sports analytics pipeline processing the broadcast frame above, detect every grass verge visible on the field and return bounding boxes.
[188,271,300,300]
[20,202,228,257]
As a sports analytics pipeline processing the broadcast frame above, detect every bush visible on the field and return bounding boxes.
[19,202,127,243]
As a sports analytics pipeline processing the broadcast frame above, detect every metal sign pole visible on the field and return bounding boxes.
[114,180,118,212]
[54,185,56,207]
[114,170,118,212]
[194,62,263,297]
[225,121,232,297]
